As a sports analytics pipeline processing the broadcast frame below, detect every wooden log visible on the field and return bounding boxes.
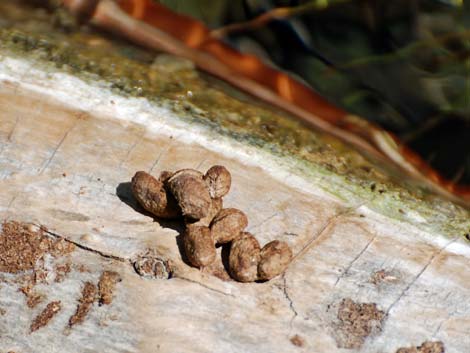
[0,6,469,351]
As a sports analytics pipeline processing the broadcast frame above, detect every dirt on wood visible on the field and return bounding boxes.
[19,283,44,308]
[334,298,385,349]
[133,250,172,279]
[30,300,62,332]
[290,334,305,347]
[54,262,72,283]
[0,221,74,274]
[370,269,399,285]
[69,281,97,327]
[98,271,121,305]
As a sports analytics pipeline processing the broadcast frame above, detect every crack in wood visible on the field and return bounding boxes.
[40,226,128,262]
[385,238,457,316]
[281,274,298,329]
[174,276,236,297]
[194,157,208,171]
[7,116,19,142]
[431,309,457,339]
[118,131,145,169]
[5,194,17,213]
[39,122,77,175]
[148,135,181,174]
[0,117,18,157]
[248,211,279,232]
[290,203,365,266]
[40,225,239,298]
[334,233,378,287]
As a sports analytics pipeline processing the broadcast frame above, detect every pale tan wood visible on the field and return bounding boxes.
[0,55,469,353]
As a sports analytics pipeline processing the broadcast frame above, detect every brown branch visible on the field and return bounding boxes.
[211,1,348,38]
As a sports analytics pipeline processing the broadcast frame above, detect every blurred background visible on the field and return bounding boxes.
[3,0,469,191]
[159,0,470,187]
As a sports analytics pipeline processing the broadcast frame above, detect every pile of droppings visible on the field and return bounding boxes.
[396,341,445,353]
[131,166,293,282]
[334,298,385,349]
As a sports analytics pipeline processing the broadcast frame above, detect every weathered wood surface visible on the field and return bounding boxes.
[0,54,469,353]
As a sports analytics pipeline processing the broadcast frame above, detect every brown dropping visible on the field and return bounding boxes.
[133,251,172,279]
[30,301,62,332]
[258,240,293,280]
[201,254,232,281]
[290,334,305,347]
[204,165,231,198]
[131,171,180,219]
[210,208,248,244]
[167,169,211,220]
[396,341,445,353]
[158,170,174,183]
[69,282,97,327]
[98,271,121,305]
[229,232,260,282]
[183,225,216,267]
[188,197,223,227]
